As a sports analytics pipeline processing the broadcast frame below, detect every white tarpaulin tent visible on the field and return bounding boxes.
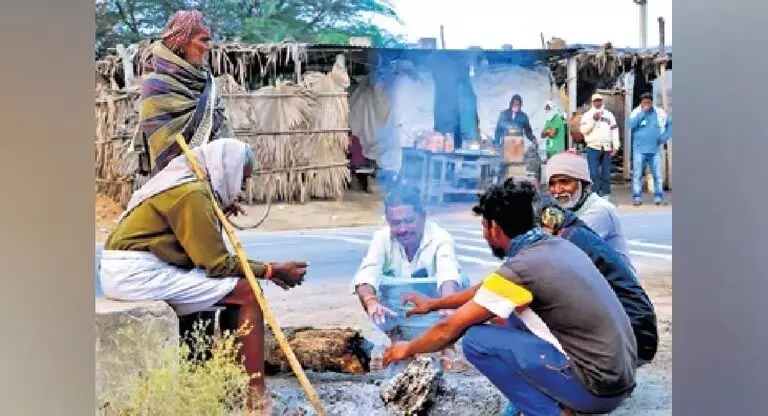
[348,76,390,161]
[348,61,435,172]
[472,64,566,152]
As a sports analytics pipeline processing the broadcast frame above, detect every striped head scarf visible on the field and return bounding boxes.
[161,10,208,54]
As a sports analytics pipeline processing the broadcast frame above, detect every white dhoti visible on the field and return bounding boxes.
[99,250,239,316]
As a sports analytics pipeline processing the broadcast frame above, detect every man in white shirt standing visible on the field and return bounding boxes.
[580,93,621,201]
[351,186,469,370]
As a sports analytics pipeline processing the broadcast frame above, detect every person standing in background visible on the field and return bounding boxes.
[493,94,541,184]
[493,94,538,151]
[541,100,566,157]
[579,94,621,201]
[628,92,672,206]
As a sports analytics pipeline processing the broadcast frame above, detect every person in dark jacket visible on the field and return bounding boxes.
[494,94,541,184]
[536,195,659,366]
[494,94,537,146]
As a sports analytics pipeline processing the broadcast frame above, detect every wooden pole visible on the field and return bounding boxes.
[566,57,579,149]
[639,1,648,49]
[440,25,446,49]
[657,17,671,190]
[173,135,326,415]
[623,72,634,181]
[657,18,670,111]
[115,44,136,88]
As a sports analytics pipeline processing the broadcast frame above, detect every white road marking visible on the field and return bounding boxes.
[629,250,673,261]
[299,232,672,263]
[302,234,370,245]
[300,234,499,267]
[287,225,672,251]
[456,256,500,267]
[627,240,672,251]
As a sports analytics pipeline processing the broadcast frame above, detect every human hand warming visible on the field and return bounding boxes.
[402,293,435,317]
[593,112,601,121]
[269,261,308,289]
[365,301,398,325]
[382,341,413,368]
[223,202,246,217]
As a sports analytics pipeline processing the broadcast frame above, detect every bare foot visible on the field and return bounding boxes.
[246,390,272,416]
[438,347,471,373]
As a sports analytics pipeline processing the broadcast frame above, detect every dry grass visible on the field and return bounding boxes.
[95,86,140,208]
[99,321,256,416]
[231,54,351,204]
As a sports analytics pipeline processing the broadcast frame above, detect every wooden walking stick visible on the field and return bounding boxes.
[173,135,326,415]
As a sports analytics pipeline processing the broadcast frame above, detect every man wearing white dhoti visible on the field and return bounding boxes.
[99,138,308,410]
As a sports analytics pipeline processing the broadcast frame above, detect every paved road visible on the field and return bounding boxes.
[95,210,671,297]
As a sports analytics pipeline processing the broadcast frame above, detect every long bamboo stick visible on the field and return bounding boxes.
[172,135,326,415]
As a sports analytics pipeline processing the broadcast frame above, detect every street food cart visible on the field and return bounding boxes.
[400,131,503,204]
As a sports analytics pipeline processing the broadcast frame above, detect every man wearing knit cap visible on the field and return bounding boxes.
[546,150,631,263]
[580,93,621,200]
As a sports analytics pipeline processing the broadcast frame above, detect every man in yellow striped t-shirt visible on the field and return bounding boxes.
[382,179,636,416]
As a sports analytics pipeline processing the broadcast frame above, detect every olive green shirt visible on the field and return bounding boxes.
[105,182,267,279]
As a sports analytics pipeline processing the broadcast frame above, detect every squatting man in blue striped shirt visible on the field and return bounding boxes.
[382,178,637,416]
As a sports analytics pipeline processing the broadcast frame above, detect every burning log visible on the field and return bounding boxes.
[263,327,373,375]
[381,356,444,416]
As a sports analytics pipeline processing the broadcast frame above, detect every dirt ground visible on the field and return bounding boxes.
[261,263,672,415]
[94,186,672,414]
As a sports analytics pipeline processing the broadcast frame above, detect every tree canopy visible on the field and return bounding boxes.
[95,0,405,58]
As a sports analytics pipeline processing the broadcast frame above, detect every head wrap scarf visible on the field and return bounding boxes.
[119,138,254,221]
[160,10,207,55]
[544,100,562,121]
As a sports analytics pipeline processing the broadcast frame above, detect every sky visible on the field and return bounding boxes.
[370,0,672,49]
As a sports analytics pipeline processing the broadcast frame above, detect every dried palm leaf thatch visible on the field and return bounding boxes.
[243,81,318,203]
[98,40,309,93]
[209,41,308,87]
[95,90,140,207]
[216,74,253,132]
[301,54,351,200]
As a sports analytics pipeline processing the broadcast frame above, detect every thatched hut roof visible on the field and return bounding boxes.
[96,40,669,97]
[95,40,580,91]
[96,40,331,91]
[547,43,672,108]
[549,43,671,86]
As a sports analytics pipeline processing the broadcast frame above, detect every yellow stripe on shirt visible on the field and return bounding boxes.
[482,272,533,306]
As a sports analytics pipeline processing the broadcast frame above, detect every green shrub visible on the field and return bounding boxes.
[101,320,256,416]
